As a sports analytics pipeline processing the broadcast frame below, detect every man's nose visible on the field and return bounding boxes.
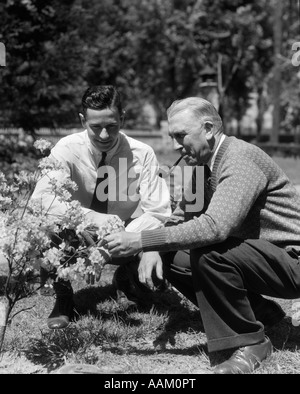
[99,128,109,139]
[173,139,183,151]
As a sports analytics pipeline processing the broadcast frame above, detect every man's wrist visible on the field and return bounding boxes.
[140,228,167,251]
[136,233,143,254]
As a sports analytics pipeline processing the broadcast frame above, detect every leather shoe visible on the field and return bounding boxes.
[214,337,273,374]
[253,299,285,331]
[47,280,75,329]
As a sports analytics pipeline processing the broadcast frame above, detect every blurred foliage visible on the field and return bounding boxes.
[0,133,40,181]
[0,0,87,133]
[280,1,300,135]
[0,0,299,133]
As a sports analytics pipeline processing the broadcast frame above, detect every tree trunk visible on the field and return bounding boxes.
[0,297,9,353]
[256,87,264,142]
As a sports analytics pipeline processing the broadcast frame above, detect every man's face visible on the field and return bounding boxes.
[83,108,121,152]
[168,109,212,166]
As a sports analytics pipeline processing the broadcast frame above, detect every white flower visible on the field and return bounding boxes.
[0,138,126,289]
[33,139,53,153]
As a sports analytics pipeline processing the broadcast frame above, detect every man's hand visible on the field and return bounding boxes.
[138,251,163,290]
[104,231,142,258]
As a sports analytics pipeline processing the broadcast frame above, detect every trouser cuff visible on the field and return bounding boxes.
[208,327,265,353]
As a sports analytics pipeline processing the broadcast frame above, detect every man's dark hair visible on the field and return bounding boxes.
[81,85,123,117]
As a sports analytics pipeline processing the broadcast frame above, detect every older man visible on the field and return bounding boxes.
[104,97,300,374]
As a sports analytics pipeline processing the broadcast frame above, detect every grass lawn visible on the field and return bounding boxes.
[1,264,300,375]
[272,156,300,185]
[0,266,211,375]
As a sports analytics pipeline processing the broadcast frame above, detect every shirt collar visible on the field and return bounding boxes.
[86,130,122,165]
[207,134,226,172]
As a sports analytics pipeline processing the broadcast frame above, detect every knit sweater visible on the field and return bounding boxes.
[141,136,300,252]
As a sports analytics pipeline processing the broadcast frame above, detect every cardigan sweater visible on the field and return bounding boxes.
[141,136,300,252]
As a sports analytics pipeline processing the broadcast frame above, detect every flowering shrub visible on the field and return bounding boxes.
[0,138,124,350]
[41,217,125,283]
[1,138,125,283]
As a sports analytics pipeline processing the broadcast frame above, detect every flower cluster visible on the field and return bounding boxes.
[41,215,124,282]
[0,138,124,287]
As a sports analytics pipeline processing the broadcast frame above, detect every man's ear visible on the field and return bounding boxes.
[120,110,126,127]
[79,113,86,128]
[204,121,214,141]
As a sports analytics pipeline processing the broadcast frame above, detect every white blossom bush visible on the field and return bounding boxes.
[0,139,124,350]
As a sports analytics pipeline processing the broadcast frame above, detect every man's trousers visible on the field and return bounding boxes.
[162,238,300,353]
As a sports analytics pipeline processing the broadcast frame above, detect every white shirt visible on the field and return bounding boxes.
[207,134,226,172]
[31,130,171,232]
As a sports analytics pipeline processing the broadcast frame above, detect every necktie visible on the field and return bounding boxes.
[204,165,211,188]
[90,152,108,213]
[204,164,214,203]
[191,165,211,192]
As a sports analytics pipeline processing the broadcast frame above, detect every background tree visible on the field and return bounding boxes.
[278,0,300,138]
[0,0,298,136]
[0,0,87,134]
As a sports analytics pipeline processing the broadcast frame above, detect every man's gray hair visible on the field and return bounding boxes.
[167,97,223,133]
